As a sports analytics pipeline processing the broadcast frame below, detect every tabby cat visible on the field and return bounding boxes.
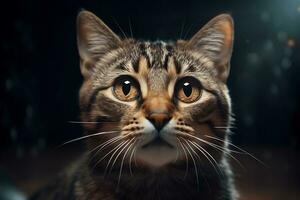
[31,10,238,200]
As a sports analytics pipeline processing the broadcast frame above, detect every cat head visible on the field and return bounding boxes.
[77,11,234,169]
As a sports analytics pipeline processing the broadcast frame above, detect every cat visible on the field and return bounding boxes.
[31,10,238,200]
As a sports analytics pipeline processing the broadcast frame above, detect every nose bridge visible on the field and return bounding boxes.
[143,93,172,113]
[142,93,174,131]
[148,67,168,92]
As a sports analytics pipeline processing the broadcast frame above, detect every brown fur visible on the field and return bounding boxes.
[31,10,238,200]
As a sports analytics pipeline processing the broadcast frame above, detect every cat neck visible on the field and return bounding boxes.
[82,159,231,200]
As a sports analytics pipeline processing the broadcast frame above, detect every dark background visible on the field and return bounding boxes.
[0,0,300,200]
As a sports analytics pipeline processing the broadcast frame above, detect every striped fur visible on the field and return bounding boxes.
[31,11,238,200]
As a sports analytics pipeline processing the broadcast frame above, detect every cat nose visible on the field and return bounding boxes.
[142,93,175,131]
[146,112,172,131]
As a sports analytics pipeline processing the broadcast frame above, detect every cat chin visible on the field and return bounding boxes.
[135,145,178,168]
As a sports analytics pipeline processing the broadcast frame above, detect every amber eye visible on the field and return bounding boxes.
[113,76,140,101]
[175,77,202,103]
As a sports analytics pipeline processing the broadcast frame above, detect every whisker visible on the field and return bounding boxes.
[207,141,246,170]
[129,139,138,176]
[87,136,120,156]
[117,139,136,187]
[183,138,216,178]
[183,22,194,40]
[109,138,134,175]
[182,138,202,162]
[92,132,136,158]
[112,17,128,39]
[205,135,267,167]
[128,17,133,38]
[193,136,247,155]
[204,141,247,155]
[68,121,99,124]
[133,138,140,167]
[179,132,246,169]
[59,131,119,147]
[213,126,230,129]
[104,140,131,175]
[177,138,189,179]
[179,18,186,39]
[188,140,223,177]
[88,136,124,163]
[93,140,126,170]
[68,121,118,124]
[181,138,200,190]
[174,142,180,163]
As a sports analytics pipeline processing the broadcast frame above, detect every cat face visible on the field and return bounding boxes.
[77,11,234,168]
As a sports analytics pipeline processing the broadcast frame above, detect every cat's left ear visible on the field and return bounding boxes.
[186,14,234,82]
[77,10,121,77]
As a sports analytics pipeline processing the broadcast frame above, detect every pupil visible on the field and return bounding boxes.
[183,82,192,97]
[122,80,131,96]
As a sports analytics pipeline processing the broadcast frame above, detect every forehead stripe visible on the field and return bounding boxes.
[132,57,140,73]
[137,56,149,75]
[185,64,196,72]
[163,54,170,70]
[173,59,182,74]
[115,61,127,71]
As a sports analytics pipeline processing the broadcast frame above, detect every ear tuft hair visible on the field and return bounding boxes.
[77,11,121,77]
[186,14,234,82]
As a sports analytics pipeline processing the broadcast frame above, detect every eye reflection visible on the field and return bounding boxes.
[122,80,131,96]
[183,82,192,97]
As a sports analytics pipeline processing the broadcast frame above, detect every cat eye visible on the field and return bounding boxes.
[175,77,202,103]
[113,75,140,101]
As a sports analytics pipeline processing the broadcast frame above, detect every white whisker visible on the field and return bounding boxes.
[109,138,134,174]
[104,140,131,175]
[188,140,223,177]
[68,121,118,124]
[60,131,119,146]
[93,140,126,170]
[205,135,267,167]
[129,140,138,175]
[179,132,246,169]
[181,139,200,189]
[117,139,136,187]
[89,136,124,162]
[177,138,189,179]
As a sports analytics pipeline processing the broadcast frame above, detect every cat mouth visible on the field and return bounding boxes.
[141,136,174,149]
[136,135,178,167]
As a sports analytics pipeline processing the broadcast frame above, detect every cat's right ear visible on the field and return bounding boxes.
[77,10,121,78]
